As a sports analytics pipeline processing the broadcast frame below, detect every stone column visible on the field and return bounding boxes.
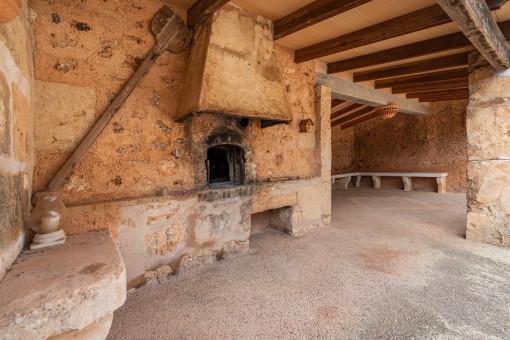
[315,85,332,182]
[466,52,510,247]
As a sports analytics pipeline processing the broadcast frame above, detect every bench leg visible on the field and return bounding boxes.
[372,176,381,189]
[356,175,361,188]
[402,176,412,191]
[331,178,335,185]
[436,177,446,193]
[337,176,351,189]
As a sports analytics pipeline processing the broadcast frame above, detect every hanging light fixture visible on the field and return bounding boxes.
[375,104,401,120]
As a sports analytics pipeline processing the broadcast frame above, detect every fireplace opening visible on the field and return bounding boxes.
[206,145,245,186]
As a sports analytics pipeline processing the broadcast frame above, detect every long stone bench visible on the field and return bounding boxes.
[331,172,448,193]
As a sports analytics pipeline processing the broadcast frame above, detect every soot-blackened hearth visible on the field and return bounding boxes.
[206,144,245,186]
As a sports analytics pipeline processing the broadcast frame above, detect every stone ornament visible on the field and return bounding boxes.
[29,191,68,249]
[0,0,22,24]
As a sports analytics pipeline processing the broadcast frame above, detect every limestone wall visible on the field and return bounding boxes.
[466,53,510,247]
[0,0,34,278]
[331,101,468,192]
[30,0,317,206]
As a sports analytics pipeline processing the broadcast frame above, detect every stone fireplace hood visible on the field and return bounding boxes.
[175,4,293,122]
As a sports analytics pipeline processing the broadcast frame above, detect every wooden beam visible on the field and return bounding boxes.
[316,72,429,116]
[331,99,347,112]
[187,0,229,26]
[418,94,469,102]
[375,69,469,89]
[328,19,510,73]
[392,79,468,94]
[332,106,374,127]
[274,0,372,40]
[331,103,363,119]
[295,5,452,63]
[341,112,380,129]
[406,88,468,99]
[437,0,510,71]
[353,53,469,82]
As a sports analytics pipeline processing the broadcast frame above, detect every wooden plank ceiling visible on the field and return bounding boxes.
[172,0,510,128]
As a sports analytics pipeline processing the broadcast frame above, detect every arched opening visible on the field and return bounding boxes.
[206,144,245,186]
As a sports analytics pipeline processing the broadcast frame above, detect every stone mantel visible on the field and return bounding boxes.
[0,229,126,339]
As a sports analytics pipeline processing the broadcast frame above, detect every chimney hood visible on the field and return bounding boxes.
[175,4,292,122]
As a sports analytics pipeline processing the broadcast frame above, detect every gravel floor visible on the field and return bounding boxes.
[108,188,510,339]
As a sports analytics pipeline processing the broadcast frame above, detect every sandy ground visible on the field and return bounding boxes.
[108,188,510,339]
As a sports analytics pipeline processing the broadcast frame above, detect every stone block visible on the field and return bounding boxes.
[33,80,96,160]
[179,249,216,274]
[0,72,11,155]
[466,106,510,160]
[144,223,187,255]
[194,212,231,243]
[144,264,173,284]
[222,239,249,259]
[467,161,510,213]
[48,313,113,340]
[466,212,509,247]
[0,229,126,340]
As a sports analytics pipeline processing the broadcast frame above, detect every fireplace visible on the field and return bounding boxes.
[206,144,245,186]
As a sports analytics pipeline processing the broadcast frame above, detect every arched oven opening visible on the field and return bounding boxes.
[206,144,245,186]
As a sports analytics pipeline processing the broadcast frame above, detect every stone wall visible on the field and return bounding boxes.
[27,0,330,285]
[331,101,468,192]
[0,1,34,279]
[466,53,510,247]
[30,0,316,206]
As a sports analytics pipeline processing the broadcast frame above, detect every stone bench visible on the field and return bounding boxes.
[332,172,448,193]
[0,229,126,340]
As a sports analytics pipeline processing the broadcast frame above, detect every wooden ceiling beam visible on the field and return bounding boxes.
[187,0,229,26]
[418,94,469,102]
[392,79,468,94]
[295,5,452,63]
[340,112,380,130]
[331,103,364,119]
[274,0,372,40]
[406,88,468,99]
[374,69,469,89]
[332,106,374,127]
[331,99,347,112]
[437,0,510,72]
[327,19,510,74]
[353,52,469,83]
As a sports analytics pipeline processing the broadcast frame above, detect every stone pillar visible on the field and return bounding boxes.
[466,52,510,247]
[315,85,332,182]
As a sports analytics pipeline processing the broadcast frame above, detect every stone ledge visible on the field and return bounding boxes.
[0,229,126,340]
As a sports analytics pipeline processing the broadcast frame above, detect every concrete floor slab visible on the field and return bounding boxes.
[108,189,510,339]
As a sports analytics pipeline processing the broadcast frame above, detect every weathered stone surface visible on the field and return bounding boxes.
[195,212,230,243]
[144,265,173,284]
[177,3,292,121]
[467,161,510,214]
[179,248,216,274]
[467,106,510,160]
[466,211,509,247]
[222,239,249,258]
[48,313,113,340]
[0,72,11,155]
[33,80,96,160]
[144,223,187,255]
[0,229,126,340]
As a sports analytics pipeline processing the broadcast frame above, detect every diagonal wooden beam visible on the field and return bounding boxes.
[392,79,468,94]
[406,88,468,99]
[331,103,363,119]
[353,52,469,82]
[486,0,509,10]
[328,19,510,73]
[332,106,374,127]
[295,5,452,63]
[418,94,469,102]
[374,69,469,89]
[187,0,229,26]
[316,72,429,116]
[341,112,380,130]
[437,0,510,71]
[331,99,347,112]
[274,0,372,40]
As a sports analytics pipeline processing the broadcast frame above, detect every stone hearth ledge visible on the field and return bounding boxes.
[0,229,126,340]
